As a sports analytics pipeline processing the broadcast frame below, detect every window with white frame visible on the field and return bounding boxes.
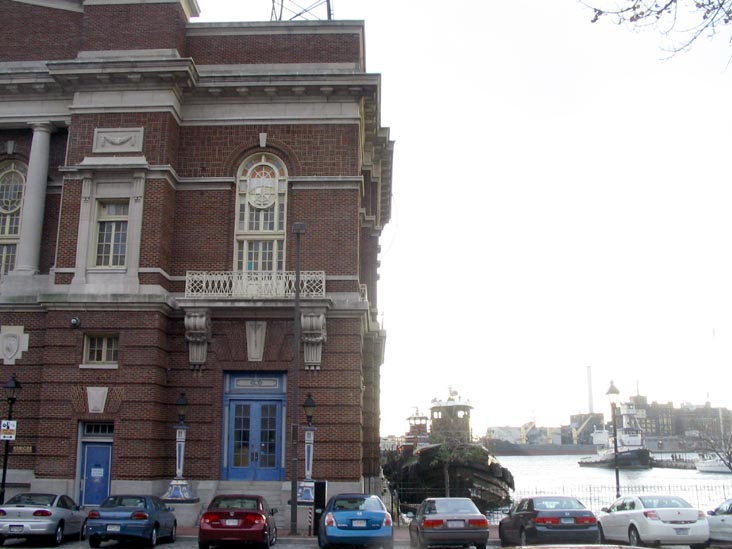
[235,154,287,272]
[95,201,129,267]
[0,160,26,278]
[84,335,119,365]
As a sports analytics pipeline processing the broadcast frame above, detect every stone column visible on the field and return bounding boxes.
[14,122,53,274]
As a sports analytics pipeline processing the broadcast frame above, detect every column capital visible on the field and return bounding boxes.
[27,122,54,134]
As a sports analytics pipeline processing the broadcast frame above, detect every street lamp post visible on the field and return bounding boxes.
[0,374,21,504]
[290,222,306,536]
[162,392,198,502]
[606,380,621,499]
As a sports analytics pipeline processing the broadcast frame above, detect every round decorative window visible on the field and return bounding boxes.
[247,164,277,208]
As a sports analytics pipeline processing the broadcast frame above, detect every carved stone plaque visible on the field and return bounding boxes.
[93,128,144,153]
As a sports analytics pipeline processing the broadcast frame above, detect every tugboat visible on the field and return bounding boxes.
[578,400,652,469]
[382,390,514,513]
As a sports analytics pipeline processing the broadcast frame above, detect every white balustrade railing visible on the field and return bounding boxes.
[185,270,326,298]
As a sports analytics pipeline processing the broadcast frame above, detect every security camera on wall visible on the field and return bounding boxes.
[70,317,81,329]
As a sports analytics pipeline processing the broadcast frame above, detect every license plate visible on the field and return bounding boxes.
[106,524,121,532]
[352,519,367,527]
[674,528,689,535]
[225,519,238,526]
[9,526,23,533]
[561,518,575,524]
[447,520,464,528]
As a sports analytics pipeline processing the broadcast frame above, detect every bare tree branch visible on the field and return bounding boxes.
[581,0,732,52]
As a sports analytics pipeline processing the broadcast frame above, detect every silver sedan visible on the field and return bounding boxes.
[0,493,86,546]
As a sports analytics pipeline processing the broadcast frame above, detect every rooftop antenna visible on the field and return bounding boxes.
[271,0,333,21]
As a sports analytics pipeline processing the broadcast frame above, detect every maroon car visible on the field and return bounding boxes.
[198,494,277,549]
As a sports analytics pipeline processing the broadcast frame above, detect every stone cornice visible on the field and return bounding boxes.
[46,57,199,92]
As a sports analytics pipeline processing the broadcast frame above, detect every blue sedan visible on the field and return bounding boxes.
[318,493,393,549]
[86,495,177,548]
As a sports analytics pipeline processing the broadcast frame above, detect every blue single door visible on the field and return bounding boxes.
[226,401,282,480]
[80,443,112,506]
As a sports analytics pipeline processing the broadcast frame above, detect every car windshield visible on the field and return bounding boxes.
[333,497,383,511]
[211,498,259,510]
[102,496,146,508]
[6,494,55,506]
[639,496,691,509]
[534,497,585,510]
[433,499,479,514]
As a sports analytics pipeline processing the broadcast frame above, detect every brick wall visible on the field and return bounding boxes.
[187,32,361,66]
[0,0,82,61]
[81,4,187,53]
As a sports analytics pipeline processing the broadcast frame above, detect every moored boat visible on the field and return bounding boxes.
[382,390,514,513]
[578,401,652,469]
[695,456,732,474]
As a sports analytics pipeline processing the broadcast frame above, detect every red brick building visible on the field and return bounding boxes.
[0,0,393,528]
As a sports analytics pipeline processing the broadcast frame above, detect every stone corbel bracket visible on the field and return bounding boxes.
[185,309,211,372]
[302,311,327,371]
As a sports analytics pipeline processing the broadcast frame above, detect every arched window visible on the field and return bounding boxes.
[235,154,287,272]
[0,160,26,277]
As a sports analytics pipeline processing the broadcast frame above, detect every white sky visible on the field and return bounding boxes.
[194,0,732,438]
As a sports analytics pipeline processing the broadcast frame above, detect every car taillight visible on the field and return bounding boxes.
[643,510,660,520]
[201,512,222,525]
[383,513,393,527]
[324,512,335,527]
[87,510,100,519]
[131,511,149,520]
[423,519,444,528]
[468,517,489,528]
[576,516,597,525]
[33,510,52,517]
[534,516,560,525]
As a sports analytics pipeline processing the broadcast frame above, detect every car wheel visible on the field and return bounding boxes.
[80,519,88,541]
[520,528,528,546]
[476,544,487,549]
[690,543,710,549]
[317,537,330,549]
[50,522,64,546]
[168,523,176,543]
[628,525,644,547]
[269,525,277,546]
[598,524,606,543]
[198,542,209,549]
[89,535,101,548]
[499,526,509,547]
[146,526,158,548]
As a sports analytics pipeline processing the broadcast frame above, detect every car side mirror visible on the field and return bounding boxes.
[167,507,174,512]
[708,510,715,516]
[271,508,278,515]
[601,507,610,513]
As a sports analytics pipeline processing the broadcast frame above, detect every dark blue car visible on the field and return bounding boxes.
[86,495,177,548]
[318,493,393,549]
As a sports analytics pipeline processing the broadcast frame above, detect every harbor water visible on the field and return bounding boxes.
[495,453,732,516]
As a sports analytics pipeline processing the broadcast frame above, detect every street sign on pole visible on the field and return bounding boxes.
[0,420,16,441]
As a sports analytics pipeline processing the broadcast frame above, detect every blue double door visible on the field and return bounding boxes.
[224,374,286,481]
